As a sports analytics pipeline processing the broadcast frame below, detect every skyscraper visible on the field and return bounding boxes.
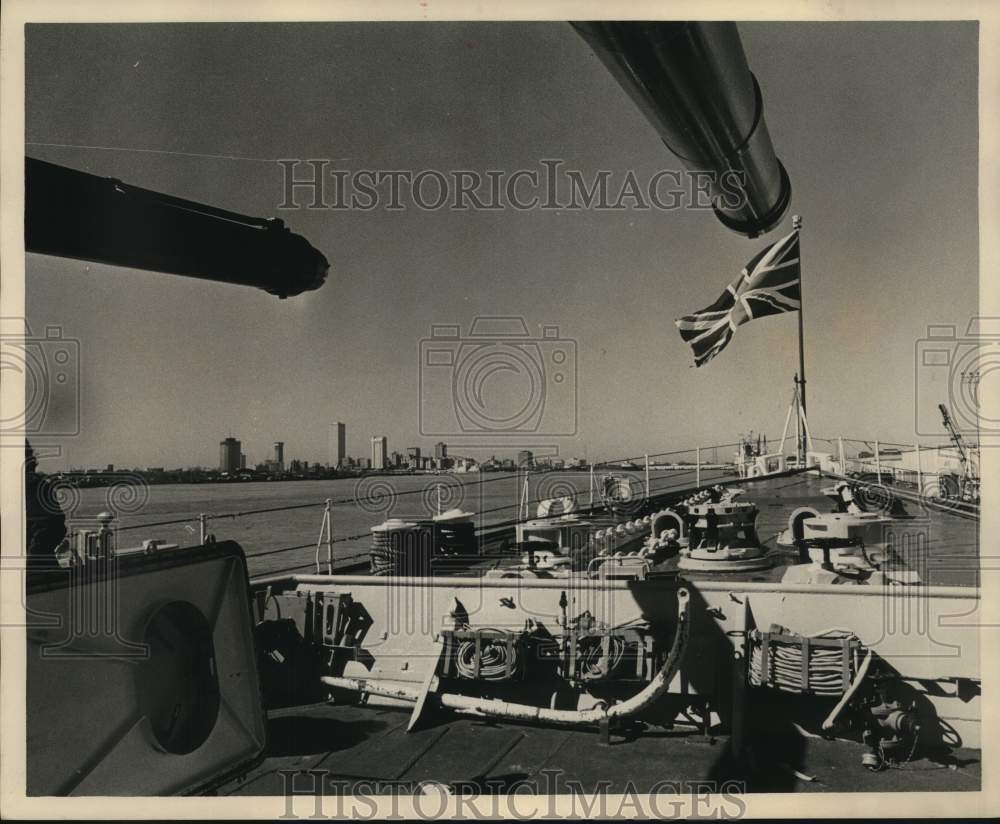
[219,437,241,473]
[329,422,346,467]
[371,436,387,470]
[434,442,447,460]
[273,441,285,471]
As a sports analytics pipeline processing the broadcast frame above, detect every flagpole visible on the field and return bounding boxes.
[793,214,806,464]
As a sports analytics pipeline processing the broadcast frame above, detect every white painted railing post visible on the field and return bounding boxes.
[838,436,846,474]
[315,501,333,574]
[325,498,334,574]
[199,513,207,544]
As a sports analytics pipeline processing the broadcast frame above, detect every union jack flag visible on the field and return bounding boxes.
[675,229,800,367]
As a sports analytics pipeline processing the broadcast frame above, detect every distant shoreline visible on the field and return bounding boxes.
[38,464,733,489]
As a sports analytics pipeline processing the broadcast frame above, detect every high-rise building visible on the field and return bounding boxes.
[371,436,387,470]
[219,437,241,473]
[517,450,534,469]
[407,447,421,468]
[240,452,247,470]
[434,442,447,460]
[273,441,285,471]
[329,422,346,467]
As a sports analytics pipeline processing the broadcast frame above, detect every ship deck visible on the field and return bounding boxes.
[411,472,981,588]
[677,472,980,588]
[220,701,981,796]
[230,470,981,797]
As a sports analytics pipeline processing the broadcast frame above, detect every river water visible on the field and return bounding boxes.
[70,468,724,578]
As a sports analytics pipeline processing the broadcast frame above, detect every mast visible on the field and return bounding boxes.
[794,378,801,464]
[793,214,807,463]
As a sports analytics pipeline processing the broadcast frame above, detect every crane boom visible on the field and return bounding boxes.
[938,403,969,467]
[938,403,979,505]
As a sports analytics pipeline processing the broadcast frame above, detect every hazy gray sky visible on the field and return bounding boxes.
[25,21,978,469]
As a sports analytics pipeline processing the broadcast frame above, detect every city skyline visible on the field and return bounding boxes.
[42,404,981,474]
[61,426,581,473]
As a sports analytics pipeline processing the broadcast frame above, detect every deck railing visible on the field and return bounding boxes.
[77,433,977,575]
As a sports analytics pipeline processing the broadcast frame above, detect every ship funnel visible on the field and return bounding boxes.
[25,158,329,298]
[573,21,791,238]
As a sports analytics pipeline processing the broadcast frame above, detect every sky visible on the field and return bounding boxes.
[24,21,979,470]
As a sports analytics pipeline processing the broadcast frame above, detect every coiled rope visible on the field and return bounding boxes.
[749,628,859,696]
[454,633,522,681]
[576,634,628,679]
